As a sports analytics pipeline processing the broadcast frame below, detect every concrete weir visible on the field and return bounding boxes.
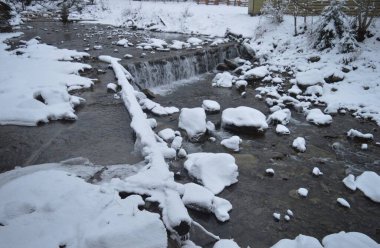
[124,43,240,88]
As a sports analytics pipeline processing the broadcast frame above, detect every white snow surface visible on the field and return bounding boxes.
[306,109,333,125]
[355,171,380,203]
[272,234,323,248]
[221,136,242,152]
[0,169,167,248]
[296,69,324,87]
[222,106,268,131]
[213,239,240,248]
[202,100,221,112]
[184,153,239,194]
[179,108,207,141]
[292,137,306,152]
[0,34,93,126]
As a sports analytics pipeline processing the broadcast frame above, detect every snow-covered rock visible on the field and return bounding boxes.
[212,71,234,88]
[179,108,207,142]
[116,38,129,46]
[306,109,332,125]
[276,124,290,135]
[271,234,323,248]
[221,136,242,152]
[267,108,291,125]
[288,85,302,95]
[312,167,323,176]
[296,69,324,87]
[292,137,306,152]
[187,37,203,46]
[298,187,308,197]
[337,198,350,208]
[158,128,176,142]
[202,100,220,113]
[361,144,368,150]
[305,85,323,96]
[213,239,240,248]
[287,209,294,217]
[347,129,373,140]
[244,66,269,80]
[322,231,379,248]
[273,212,281,221]
[184,153,239,194]
[266,168,275,175]
[107,83,117,92]
[355,171,380,203]
[222,106,268,133]
[342,174,357,191]
[178,148,187,158]
[235,79,248,90]
[171,136,183,150]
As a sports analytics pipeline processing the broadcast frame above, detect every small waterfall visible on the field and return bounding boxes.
[125,44,240,89]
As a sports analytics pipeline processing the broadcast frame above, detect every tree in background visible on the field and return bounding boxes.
[261,0,288,24]
[312,0,358,53]
[353,0,376,42]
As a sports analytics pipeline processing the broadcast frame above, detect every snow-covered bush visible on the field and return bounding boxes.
[312,0,359,53]
[352,0,376,42]
[261,0,288,24]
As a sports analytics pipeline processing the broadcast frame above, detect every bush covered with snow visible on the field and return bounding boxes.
[312,0,359,53]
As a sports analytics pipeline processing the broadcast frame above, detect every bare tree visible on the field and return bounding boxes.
[261,0,288,24]
[353,0,376,41]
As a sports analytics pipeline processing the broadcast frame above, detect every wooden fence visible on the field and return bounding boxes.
[195,0,249,7]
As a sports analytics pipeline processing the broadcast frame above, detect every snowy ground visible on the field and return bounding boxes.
[1,1,380,247]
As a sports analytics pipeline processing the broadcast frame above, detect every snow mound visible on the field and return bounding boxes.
[292,137,306,152]
[202,100,221,113]
[342,174,357,191]
[276,124,290,135]
[0,170,167,248]
[187,37,203,46]
[296,69,324,87]
[298,187,308,197]
[212,71,234,88]
[139,98,179,116]
[184,153,239,194]
[213,239,240,248]
[267,108,291,125]
[0,36,92,126]
[158,128,176,142]
[322,231,379,248]
[355,171,380,203]
[337,198,350,208]
[306,109,333,125]
[221,136,242,152]
[271,234,323,248]
[179,108,207,141]
[222,106,268,132]
[244,66,269,80]
[347,129,373,140]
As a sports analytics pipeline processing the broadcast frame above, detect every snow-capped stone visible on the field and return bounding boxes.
[212,71,234,88]
[276,124,290,135]
[292,137,306,152]
[266,168,275,175]
[337,198,350,208]
[298,187,309,197]
[213,239,240,248]
[296,69,324,87]
[147,118,157,129]
[361,144,368,150]
[355,171,380,203]
[158,128,176,142]
[270,105,282,113]
[178,148,187,158]
[222,106,268,133]
[305,85,323,96]
[322,231,379,248]
[179,108,207,142]
[267,108,291,125]
[288,84,302,95]
[187,37,203,46]
[209,137,216,142]
[347,129,373,140]
[273,212,281,221]
[202,100,220,113]
[306,109,332,125]
[221,136,242,152]
[116,38,129,46]
[235,80,248,90]
[171,136,183,150]
[244,66,269,80]
[93,45,103,50]
[272,77,283,84]
[184,153,239,194]
[312,167,323,176]
[124,54,133,59]
[284,215,290,221]
[287,209,294,217]
[343,174,357,191]
[272,234,323,248]
[107,83,117,92]
[206,121,216,132]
